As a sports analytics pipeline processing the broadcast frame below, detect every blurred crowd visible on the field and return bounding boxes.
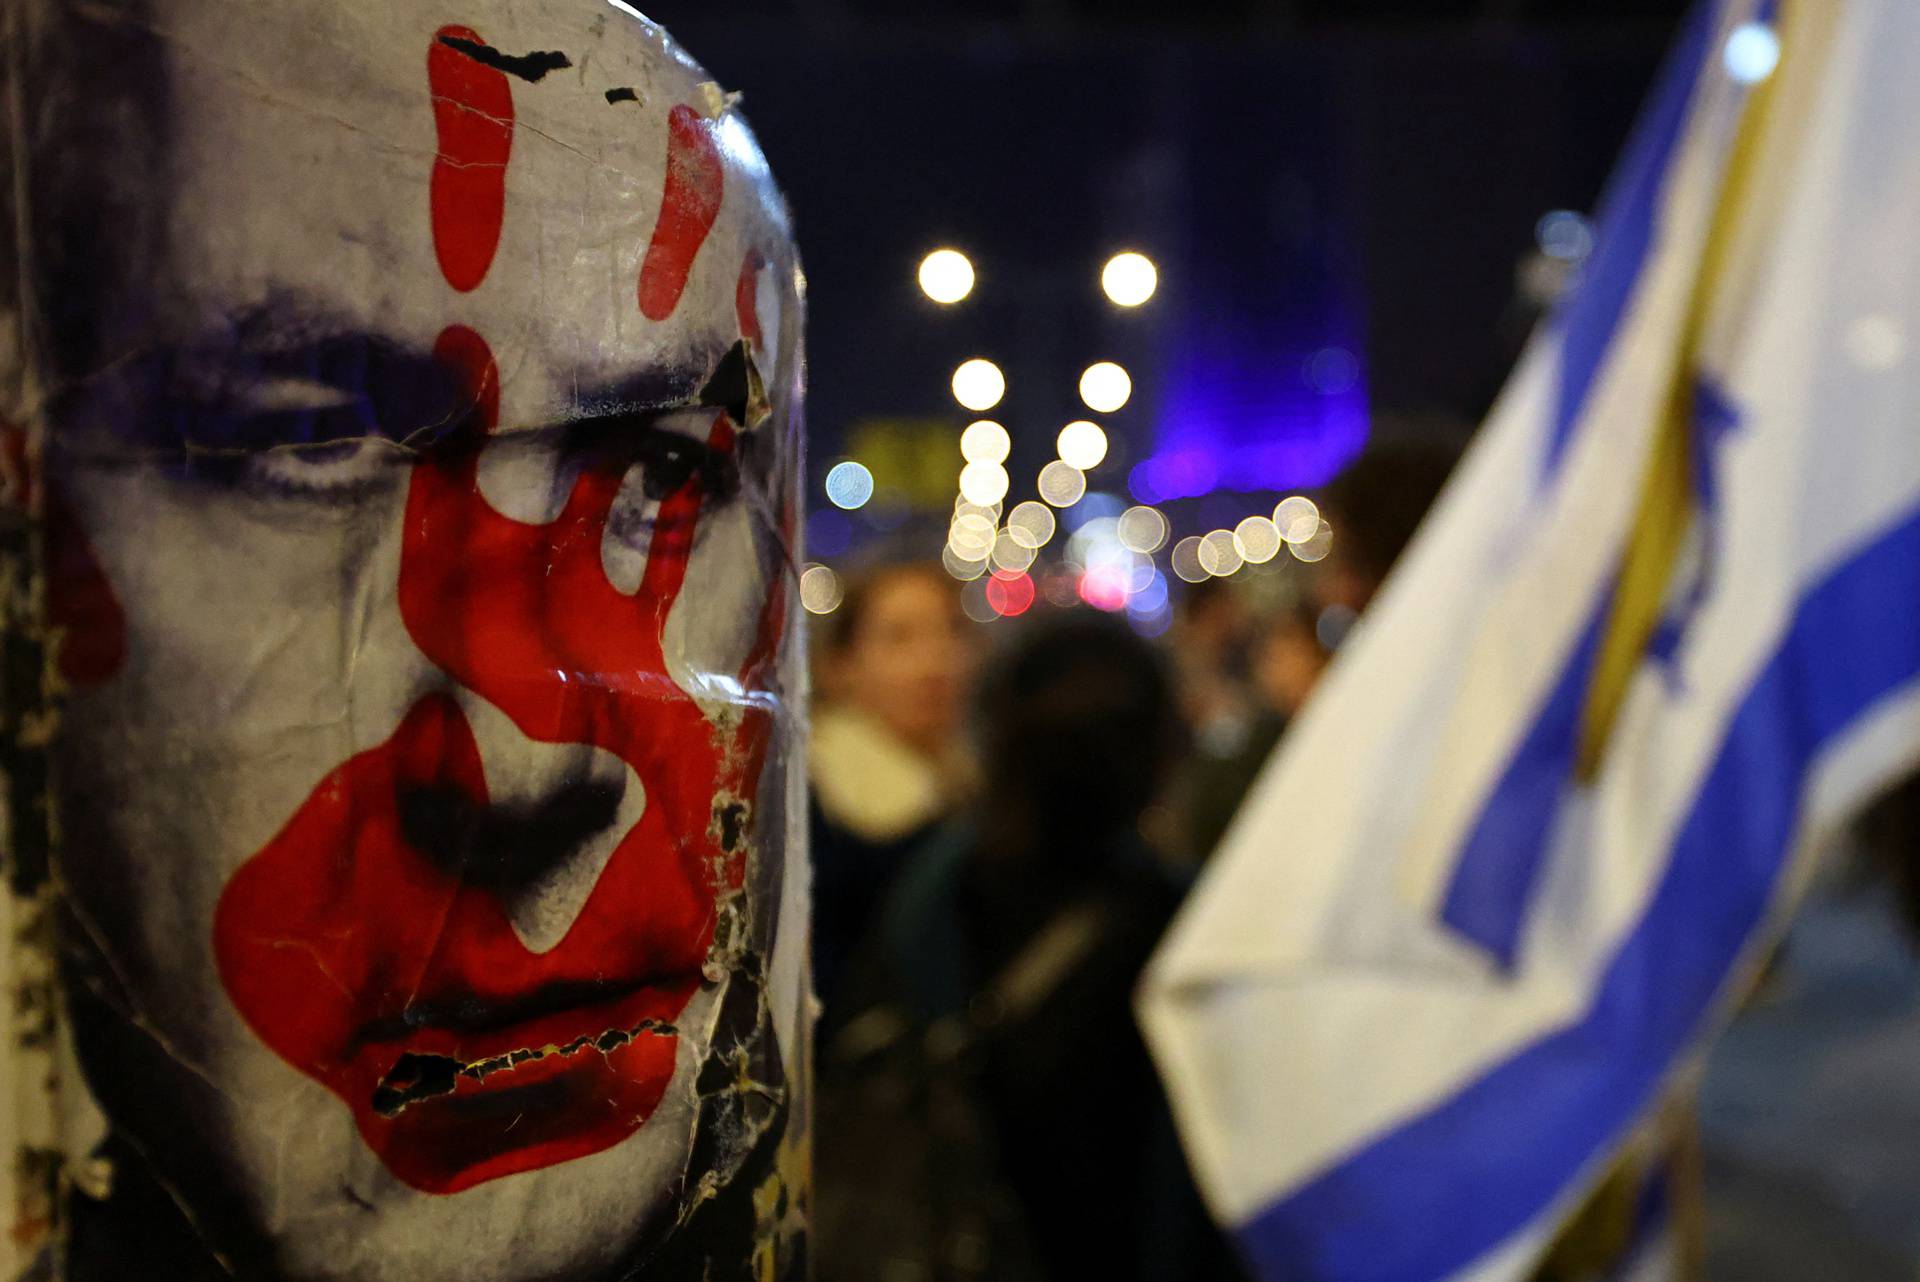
[805,446,1453,1282]
[805,438,1920,1282]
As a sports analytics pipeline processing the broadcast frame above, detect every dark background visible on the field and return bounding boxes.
[637,0,1690,556]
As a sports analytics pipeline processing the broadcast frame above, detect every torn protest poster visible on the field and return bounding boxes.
[0,2,809,1278]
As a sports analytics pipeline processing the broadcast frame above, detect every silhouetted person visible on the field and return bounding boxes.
[817,612,1238,1282]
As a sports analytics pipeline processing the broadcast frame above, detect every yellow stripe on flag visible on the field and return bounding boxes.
[1575,3,1795,780]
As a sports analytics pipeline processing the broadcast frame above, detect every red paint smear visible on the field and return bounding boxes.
[637,105,725,322]
[5,421,127,688]
[429,25,513,293]
[430,322,500,432]
[214,693,684,1193]
[214,325,774,1194]
[47,487,127,687]
[735,249,766,346]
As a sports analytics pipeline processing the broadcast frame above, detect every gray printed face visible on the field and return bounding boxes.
[38,2,802,1277]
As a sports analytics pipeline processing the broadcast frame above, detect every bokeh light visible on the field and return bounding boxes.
[824,460,874,510]
[1041,571,1080,608]
[1723,21,1780,84]
[952,358,1007,412]
[799,563,843,615]
[960,419,1012,465]
[1056,420,1109,471]
[1132,605,1173,639]
[1101,251,1158,307]
[1078,361,1132,414]
[1079,565,1132,612]
[1038,460,1088,507]
[1064,490,1125,532]
[943,545,988,581]
[958,460,1011,506]
[1233,515,1282,564]
[960,578,999,622]
[1066,516,1120,571]
[1170,535,1208,583]
[1273,495,1321,543]
[1006,500,1057,549]
[1198,528,1244,577]
[1130,570,1170,619]
[1534,210,1594,262]
[918,248,975,304]
[1290,519,1334,563]
[1305,347,1360,396]
[1117,505,1169,554]
[1316,603,1357,650]
[986,571,1036,618]
[991,531,1039,575]
[1122,550,1156,592]
[948,511,996,556]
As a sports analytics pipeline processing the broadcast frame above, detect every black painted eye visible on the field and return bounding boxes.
[566,406,740,507]
[633,432,704,502]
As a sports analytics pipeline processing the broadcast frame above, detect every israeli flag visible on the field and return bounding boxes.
[1138,0,1920,1278]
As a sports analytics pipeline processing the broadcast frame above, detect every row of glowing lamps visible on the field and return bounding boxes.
[817,289,1142,619]
[818,243,1145,515]
[819,351,1132,515]
[928,242,1143,558]
[932,251,1141,619]
[800,242,1332,623]
[854,12,1777,620]
[918,247,1159,309]
[799,490,1333,624]
[818,372,1123,515]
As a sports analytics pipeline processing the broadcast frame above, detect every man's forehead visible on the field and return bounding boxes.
[144,0,790,428]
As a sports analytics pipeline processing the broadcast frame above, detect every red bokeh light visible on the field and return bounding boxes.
[1078,566,1131,612]
[986,570,1036,617]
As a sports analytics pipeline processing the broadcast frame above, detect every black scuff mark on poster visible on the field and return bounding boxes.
[436,35,573,83]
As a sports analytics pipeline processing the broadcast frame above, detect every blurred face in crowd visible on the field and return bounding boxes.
[1253,613,1328,717]
[39,1,800,1278]
[829,567,970,757]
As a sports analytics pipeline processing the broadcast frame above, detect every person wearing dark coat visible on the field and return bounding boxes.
[816,612,1244,1282]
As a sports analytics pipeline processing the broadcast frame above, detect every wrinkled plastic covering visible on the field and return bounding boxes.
[0,1,809,1277]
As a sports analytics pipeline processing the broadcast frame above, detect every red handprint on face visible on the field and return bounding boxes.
[213,25,775,1194]
[214,326,769,1193]
[8,421,128,686]
[427,24,512,293]
[639,104,725,322]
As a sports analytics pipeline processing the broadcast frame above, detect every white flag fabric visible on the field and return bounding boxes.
[1139,0,1920,1278]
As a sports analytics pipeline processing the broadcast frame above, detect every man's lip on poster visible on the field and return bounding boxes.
[213,693,718,1196]
[351,977,696,1195]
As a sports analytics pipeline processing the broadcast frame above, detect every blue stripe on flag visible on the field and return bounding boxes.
[1446,383,1746,970]
[1238,504,1920,1282]
[1438,596,1609,967]
[1542,0,1718,481]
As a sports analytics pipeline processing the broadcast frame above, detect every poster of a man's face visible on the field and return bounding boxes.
[2,2,806,1278]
